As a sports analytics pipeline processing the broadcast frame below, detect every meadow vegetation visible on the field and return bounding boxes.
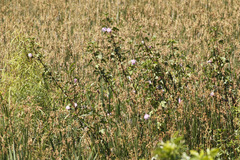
[0,0,240,159]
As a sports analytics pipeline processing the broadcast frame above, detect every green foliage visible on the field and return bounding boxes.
[0,34,51,107]
[152,133,187,160]
[189,148,219,160]
[152,135,219,160]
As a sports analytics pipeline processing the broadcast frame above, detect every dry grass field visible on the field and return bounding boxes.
[0,0,240,159]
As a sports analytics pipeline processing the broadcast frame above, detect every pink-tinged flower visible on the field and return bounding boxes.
[144,114,150,120]
[131,59,137,65]
[127,76,132,80]
[178,98,182,104]
[148,80,152,84]
[106,28,112,33]
[102,27,107,32]
[210,91,214,97]
[149,46,152,49]
[207,60,212,63]
[66,105,71,110]
[74,78,77,83]
[74,103,77,108]
[28,53,33,58]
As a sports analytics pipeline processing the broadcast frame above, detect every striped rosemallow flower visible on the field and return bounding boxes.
[144,114,150,120]
[210,91,214,97]
[74,78,77,83]
[178,98,182,104]
[102,27,107,32]
[74,103,77,108]
[28,53,33,58]
[66,105,71,110]
[106,28,112,33]
[207,60,212,63]
[131,59,137,65]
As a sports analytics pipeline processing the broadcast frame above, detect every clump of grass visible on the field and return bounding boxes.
[0,33,51,108]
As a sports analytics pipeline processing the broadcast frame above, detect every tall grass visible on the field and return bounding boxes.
[0,0,240,159]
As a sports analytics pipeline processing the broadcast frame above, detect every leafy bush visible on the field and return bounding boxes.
[152,134,219,160]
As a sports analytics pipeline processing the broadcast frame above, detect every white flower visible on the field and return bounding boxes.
[106,28,112,33]
[144,114,150,120]
[207,60,212,63]
[102,27,107,32]
[131,59,137,65]
[74,103,77,108]
[28,53,33,58]
[66,105,71,110]
[210,91,214,97]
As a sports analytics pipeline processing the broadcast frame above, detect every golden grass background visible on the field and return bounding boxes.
[1,0,239,68]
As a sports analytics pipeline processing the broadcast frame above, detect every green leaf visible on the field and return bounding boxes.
[97,54,103,60]
[160,101,167,108]
[190,150,199,157]
[112,27,119,31]
[209,148,219,157]
[199,150,204,157]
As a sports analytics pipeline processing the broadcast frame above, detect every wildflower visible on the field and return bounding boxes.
[28,53,33,58]
[74,103,77,108]
[131,59,137,65]
[207,60,212,63]
[148,80,152,84]
[74,78,77,83]
[144,114,150,120]
[178,98,182,104]
[149,46,152,49]
[102,27,107,32]
[141,41,144,44]
[66,105,71,110]
[210,91,214,97]
[106,28,112,33]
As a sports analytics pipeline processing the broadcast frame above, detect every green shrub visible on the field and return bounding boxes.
[152,134,219,160]
[0,34,51,107]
